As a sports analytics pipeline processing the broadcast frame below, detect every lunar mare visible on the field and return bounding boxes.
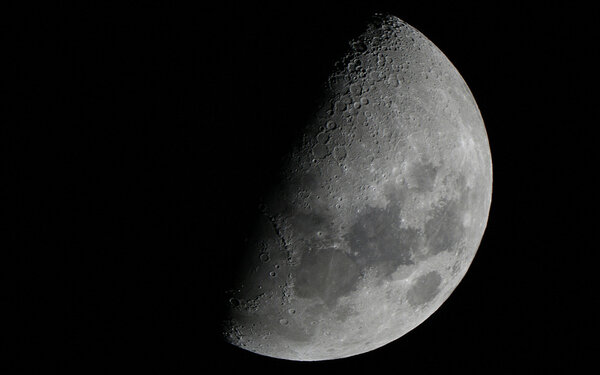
[223,14,492,361]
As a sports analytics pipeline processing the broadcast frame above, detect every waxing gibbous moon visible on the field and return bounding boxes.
[223,14,492,361]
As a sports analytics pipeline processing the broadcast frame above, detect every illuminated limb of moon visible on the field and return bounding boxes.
[224,14,492,361]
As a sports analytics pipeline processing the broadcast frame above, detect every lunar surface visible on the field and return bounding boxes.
[223,14,492,361]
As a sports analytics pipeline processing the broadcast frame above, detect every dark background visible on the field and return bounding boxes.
[6,2,594,373]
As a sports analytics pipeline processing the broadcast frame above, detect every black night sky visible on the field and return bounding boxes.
[6,2,594,373]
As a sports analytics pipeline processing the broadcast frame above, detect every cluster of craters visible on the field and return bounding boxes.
[223,14,492,361]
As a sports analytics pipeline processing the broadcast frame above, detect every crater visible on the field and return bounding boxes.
[407,271,442,306]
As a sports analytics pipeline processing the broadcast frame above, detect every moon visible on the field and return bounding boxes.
[223,14,492,361]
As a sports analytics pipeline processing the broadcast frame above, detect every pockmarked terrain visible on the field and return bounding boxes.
[223,14,492,361]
